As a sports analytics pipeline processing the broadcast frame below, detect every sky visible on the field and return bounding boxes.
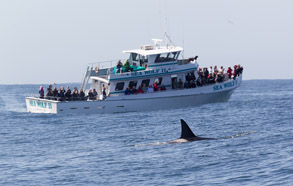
[0,0,292,84]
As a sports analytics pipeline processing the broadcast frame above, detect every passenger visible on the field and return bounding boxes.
[160,84,166,91]
[235,64,242,77]
[138,86,143,94]
[184,81,189,89]
[224,72,229,81]
[116,60,123,73]
[227,66,232,79]
[197,78,202,87]
[102,85,107,100]
[56,88,65,101]
[123,59,131,72]
[147,85,154,93]
[79,89,86,100]
[172,79,178,89]
[39,86,44,99]
[72,87,79,101]
[88,89,95,100]
[92,89,98,99]
[202,76,207,86]
[197,68,203,79]
[232,65,237,79]
[207,73,215,84]
[219,66,225,75]
[191,80,197,88]
[45,85,53,99]
[216,73,223,83]
[188,81,192,88]
[65,86,72,101]
[190,72,196,81]
[178,79,183,89]
[131,86,138,94]
[238,65,243,75]
[208,66,213,74]
[60,86,65,93]
[52,87,58,98]
[153,81,159,91]
[203,68,209,80]
[214,66,218,75]
[185,73,190,82]
[141,83,148,93]
[124,87,131,95]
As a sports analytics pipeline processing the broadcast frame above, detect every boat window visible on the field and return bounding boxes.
[128,80,137,88]
[155,52,178,63]
[141,79,150,87]
[115,82,125,91]
[131,53,140,61]
[141,56,148,63]
[154,77,163,86]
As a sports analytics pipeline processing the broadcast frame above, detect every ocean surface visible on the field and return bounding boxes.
[0,80,292,186]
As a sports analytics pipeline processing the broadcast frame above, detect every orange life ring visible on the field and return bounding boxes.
[95,66,99,73]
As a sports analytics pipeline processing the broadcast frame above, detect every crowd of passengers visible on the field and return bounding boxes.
[196,64,243,86]
[38,85,107,101]
[124,64,243,95]
[124,82,167,95]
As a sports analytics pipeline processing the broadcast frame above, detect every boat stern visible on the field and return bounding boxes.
[25,97,58,114]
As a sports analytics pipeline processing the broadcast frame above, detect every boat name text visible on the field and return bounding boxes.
[213,80,237,91]
[29,100,52,109]
[131,68,167,77]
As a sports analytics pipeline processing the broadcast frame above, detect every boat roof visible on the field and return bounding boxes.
[123,46,183,56]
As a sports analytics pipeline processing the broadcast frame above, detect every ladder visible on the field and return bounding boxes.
[80,65,93,92]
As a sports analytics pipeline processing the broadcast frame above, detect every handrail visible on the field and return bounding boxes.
[88,59,127,69]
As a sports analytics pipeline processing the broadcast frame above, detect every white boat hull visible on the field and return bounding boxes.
[26,76,242,114]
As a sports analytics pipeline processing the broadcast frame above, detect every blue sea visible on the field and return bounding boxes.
[0,80,292,185]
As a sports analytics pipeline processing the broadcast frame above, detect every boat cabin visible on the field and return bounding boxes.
[81,39,199,99]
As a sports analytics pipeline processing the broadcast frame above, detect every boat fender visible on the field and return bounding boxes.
[95,66,99,73]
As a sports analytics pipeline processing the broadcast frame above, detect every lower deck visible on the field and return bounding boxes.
[26,76,242,114]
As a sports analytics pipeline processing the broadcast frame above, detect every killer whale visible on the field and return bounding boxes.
[168,119,215,143]
[133,119,254,146]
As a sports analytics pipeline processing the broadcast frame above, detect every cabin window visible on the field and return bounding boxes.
[128,80,137,88]
[141,56,148,63]
[141,79,150,87]
[154,77,163,86]
[155,52,178,63]
[115,82,125,91]
[131,53,140,61]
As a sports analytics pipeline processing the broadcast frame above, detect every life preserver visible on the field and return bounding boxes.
[95,66,99,73]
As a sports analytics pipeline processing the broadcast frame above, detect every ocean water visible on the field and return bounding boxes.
[0,80,292,185]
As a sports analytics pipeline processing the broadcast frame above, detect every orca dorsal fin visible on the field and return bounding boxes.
[180,119,196,139]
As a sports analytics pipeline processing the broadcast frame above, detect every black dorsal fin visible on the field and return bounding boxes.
[180,119,196,139]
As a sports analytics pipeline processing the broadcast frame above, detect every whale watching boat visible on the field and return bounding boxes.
[25,39,243,114]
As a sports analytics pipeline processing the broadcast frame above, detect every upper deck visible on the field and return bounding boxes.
[87,40,195,79]
[80,39,198,91]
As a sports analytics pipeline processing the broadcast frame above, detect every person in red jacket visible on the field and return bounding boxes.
[138,86,143,94]
[227,66,232,79]
[153,81,159,91]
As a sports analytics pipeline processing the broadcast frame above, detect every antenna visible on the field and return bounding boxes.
[164,32,175,47]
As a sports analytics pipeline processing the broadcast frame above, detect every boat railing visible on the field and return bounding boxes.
[88,59,127,70]
[29,95,101,102]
